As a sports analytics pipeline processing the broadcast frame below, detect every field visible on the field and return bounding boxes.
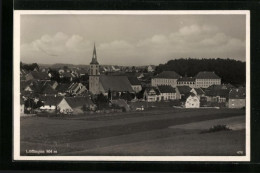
[20,108,246,156]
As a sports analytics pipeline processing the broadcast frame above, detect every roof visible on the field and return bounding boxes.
[100,75,134,92]
[39,96,64,105]
[195,71,221,79]
[145,87,160,95]
[176,86,192,94]
[194,88,205,95]
[56,83,71,93]
[229,88,245,99]
[177,76,195,82]
[127,77,141,85]
[157,85,176,93]
[154,71,181,79]
[64,97,94,108]
[62,72,73,78]
[205,89,230,98]
[111,99,129,108]
[28,71,50,80]
[41,84,58,94]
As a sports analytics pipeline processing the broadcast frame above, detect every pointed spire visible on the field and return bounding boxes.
[90,42,99,64]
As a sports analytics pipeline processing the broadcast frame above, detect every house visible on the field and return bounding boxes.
[143,87,161,102]
[25,71,50,81]
[67,83,87,96]
[176,86,192,100]
[228,88,246,108]
[185,94,200,108]
[190,87,205,99]
[204,88,230,103]
[60,72,75,81]
[57,97,95,114]
[157,85,177,101]
[128,77,142,93]
[147,65,155,72]
[151,71,181,87]
[39,96,64,113]
[177,76,196,88]
[99,75,134,95]
[195,71,221,88]
[111,99,130,111]
[55,83,71,96]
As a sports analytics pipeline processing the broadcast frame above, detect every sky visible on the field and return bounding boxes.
[20,14,247,66]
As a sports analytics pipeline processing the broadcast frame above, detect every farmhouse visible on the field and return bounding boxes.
[195,71,221,88]
[39,96,63,113]
[57,97,95,114]
[228,88,246,108]
[185,94,200,108]
[157,85,177,101]
[143,87,161,102]
[128,76,142,93]
[151,71,181,87]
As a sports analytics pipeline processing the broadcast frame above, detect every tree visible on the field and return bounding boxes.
[95,93,109,109]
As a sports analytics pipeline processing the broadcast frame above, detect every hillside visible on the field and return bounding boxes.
[155,58,245,85]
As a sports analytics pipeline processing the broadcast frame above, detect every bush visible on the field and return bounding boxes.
[200,124,231,134]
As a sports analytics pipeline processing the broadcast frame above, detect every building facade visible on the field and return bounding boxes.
[195,71,221,88]
[151,71,181,87]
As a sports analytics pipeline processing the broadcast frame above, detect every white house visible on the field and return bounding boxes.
[157,85,177,101]
[143,87,161,102]
[185,94,200,108]
[151,71,181,88]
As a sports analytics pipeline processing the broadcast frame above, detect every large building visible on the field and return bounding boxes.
[151,71,181,87]
[195,71,221,88]
[89,44,100,95]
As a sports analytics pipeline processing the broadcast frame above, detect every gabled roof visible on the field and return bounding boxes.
[229,88,245,99]
[28,71,50,80]
[100,75,134,92]
[56,83,71,93]
[205,89,230,98]
[194,88,205,95]
[195,71,220,79]
[157,85,176,93]
[64,97,94,108]
[39,96,64,105]
[177,76,195,82]
[176,86,192,94]
[145,87,160,95]
[154,71,181,79]
[127,77,141,85]
[41,84,58,94]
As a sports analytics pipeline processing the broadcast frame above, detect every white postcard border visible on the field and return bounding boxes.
[13,10,251,161]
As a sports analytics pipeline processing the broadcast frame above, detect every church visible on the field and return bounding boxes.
[88,44,134,96]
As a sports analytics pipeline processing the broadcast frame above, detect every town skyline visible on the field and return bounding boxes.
[20,14,246,66]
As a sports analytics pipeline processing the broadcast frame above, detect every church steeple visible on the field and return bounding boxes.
[90,43,99,64]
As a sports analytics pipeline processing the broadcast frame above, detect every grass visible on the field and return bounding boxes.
[20,108,246,156]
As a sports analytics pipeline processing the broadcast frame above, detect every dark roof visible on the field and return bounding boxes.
[154,71,181,79]
[194,88,205,95]
[157,85,176,93]
[195,71,221,79]
[177,76,195,82]
[39,96,63,105]
[128,77,141,85]
[229,88,245,99]
[56,83,71,93]
[62,72,73,78]
[176,86,192,94]
[64,97,94,108]
[205,89,230,98]
[29,71,50,80]
[100,75,134,92]
[41,84,58,94]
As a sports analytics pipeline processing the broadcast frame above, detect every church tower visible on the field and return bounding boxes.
[89,43,100,94]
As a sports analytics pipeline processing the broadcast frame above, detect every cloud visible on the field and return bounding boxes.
[21,24,246,65]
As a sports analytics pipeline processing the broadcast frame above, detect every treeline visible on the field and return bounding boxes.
[20,62,39,71]
[155,58,245,85]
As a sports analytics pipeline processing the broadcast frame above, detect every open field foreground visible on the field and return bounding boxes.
[20,108,246,156]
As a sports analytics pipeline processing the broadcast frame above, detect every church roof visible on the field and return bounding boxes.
[90,44,99,65]
[100,75,134,92]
